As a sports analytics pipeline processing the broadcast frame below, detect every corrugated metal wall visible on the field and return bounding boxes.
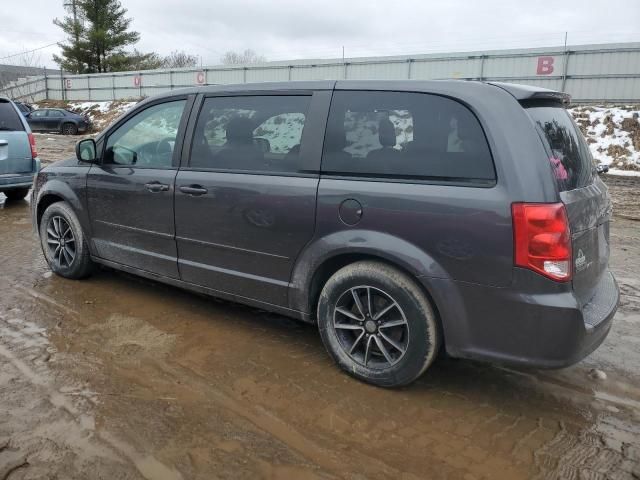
[3,42,640,103]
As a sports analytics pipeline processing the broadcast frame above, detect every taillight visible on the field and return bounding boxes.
[28,132,37,159]
[512,202,572,281]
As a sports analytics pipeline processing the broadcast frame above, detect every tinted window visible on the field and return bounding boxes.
[48,110,64,118]
[190,95,311,173]
[31,110,47,118]
[0,101,24,131]
[526,106,593,191]
[322,91,495,182]
[105,100,186,168]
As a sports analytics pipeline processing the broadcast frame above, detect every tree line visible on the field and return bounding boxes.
[54,0,266,73]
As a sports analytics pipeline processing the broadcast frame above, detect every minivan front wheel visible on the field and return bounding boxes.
[40,202,93,279]
[318,261,440,387]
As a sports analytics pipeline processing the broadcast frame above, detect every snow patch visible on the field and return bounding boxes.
[569,105,640,172]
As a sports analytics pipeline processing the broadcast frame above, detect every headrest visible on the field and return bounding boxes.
[226,117,254,144]
[378,118,396,147]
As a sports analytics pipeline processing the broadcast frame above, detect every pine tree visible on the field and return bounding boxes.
[53,0,142,73]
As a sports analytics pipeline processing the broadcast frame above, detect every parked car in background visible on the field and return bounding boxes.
[31,80,618,387]
[0,96,40,200]
[26,108,90,135]
[14,101,33,117]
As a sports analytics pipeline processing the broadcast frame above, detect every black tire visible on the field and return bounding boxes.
[318,261,440,388]
[3,188,30,201]
[39,201,94,279]
[62,123,77,135]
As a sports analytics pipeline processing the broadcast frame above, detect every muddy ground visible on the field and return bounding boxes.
[0,141,639,479]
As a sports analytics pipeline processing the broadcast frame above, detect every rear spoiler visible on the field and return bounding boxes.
[488,82,571,106]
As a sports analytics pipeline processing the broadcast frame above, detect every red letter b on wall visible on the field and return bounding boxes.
[536,56,555,75]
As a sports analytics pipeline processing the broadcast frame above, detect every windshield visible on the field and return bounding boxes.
[526,106,594,191]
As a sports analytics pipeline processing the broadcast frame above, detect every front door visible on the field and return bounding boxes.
[174,92,328,307]
[87,98,190,278]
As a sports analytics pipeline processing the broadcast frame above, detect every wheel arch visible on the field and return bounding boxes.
[289,230,449,331]
[35,180,90,240]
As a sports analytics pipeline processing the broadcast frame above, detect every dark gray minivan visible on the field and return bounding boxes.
[32,81,618,387]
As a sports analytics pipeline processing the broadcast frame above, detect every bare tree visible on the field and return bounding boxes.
[221,49,266,65]
[162,50,198,69]
[0,50,46,102]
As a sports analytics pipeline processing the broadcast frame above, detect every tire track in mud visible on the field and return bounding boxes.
[0,305,183,480]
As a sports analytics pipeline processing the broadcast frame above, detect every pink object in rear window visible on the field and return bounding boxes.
[549,157,568,180]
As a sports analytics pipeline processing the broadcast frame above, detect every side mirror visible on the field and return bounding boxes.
[76,138,97,163]
[596,164,609,175]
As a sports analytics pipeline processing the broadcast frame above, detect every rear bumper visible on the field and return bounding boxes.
[0,173,33,191]
[0,159,40,192]
[423,268,619,369]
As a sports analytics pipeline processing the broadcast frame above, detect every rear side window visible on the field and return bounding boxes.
[0,101,24,131]
[190,95,311,174]
[526,106,593,191]
[322,91,495,183]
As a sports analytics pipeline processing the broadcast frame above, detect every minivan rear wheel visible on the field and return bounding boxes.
[317,261,440,387]
[40,201,94,279]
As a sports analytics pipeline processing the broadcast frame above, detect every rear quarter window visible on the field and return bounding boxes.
[321,91,495,184]
[526,106,594,191]
[0,101,24,131]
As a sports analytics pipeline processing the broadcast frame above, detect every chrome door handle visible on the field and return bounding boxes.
[179,185,208,196]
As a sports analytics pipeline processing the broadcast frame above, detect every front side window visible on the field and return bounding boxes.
[105,100,186,168]
[322,91,495,183]
[31,110,47,118]
[190,95,311,173]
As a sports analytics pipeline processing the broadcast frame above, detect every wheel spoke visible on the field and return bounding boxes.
[47,227,57,238]
[373,301,397,321]
[54,245,62,264]
[62,227,72,239]
[47,238,60,246]
[334,323,364,331]
[351,289,366,318]
[379,319,407,329]
[379,331,406,354]
[364,335,373,366]
[349,330,365,354]
[336,306,363,322]
[366,287,373,316]
[374,335,394,364]
[63,246,74,265]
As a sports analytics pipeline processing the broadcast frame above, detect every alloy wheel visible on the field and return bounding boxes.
[332,286,409,368]
[46,215,76,268]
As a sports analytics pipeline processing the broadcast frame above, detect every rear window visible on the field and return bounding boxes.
[322,91,495,184]
[526,106,594,191]
[0,101,24,131]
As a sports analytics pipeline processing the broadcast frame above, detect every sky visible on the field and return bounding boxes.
[1,0,639,68]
